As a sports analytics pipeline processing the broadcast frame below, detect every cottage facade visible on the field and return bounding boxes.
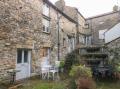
[0,0,78,80]
[55,0,91,47]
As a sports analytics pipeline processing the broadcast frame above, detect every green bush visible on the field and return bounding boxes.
[67,79,77,89]
[115,63,120,73]
[108,48,120,79]
[59,60,65,68]
[68,65,96,89]
[64,50,79,73]
[69,65,92,79]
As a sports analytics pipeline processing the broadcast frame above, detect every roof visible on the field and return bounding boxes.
[86,11,119,20]
[44,0,78,24]
[105,36,120,45]
[65,6,85,19]
[75,8,85,20]
[104,22,120,33]
[104,22,120,44]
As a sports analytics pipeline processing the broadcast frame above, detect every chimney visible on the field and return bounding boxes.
[113,5,119,12]
[55,0,65,11]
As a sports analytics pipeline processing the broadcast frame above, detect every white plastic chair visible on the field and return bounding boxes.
[40,66,49,79]
[40,57,50,79]
[49,61,60,80]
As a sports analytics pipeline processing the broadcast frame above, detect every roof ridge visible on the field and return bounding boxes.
[86,11,119,20]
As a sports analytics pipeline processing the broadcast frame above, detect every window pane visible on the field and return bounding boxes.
[24,50,28,63]
[99,29,107,39]
[42,18,50,32]
[17,49,22,64]
[43,25,46,32]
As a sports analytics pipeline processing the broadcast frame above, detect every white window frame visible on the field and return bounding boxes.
[43,2,50,17]
[43,18,50,33]
[99,29,107,39]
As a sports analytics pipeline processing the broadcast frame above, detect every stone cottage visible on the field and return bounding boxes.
[86,10,120,45]
[1,0,119,81]
[0,0,78,80]
[55,0,91,47]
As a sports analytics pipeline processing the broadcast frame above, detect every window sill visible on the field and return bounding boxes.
[43,31,51,34]
[42,14,51,20]
[63,46,66,48]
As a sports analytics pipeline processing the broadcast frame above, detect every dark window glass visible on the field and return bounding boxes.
[46,27,49,32]
[63,38,65,46]
[24,50,28,63]
[43,25,46,32]
[17,49,22,64]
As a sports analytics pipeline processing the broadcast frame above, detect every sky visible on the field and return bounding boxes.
[50,0,120,18]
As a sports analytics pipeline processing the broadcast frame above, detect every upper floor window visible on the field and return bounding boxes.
[84,23,89,29]
[85,36,92,45]
[99,29,107,39]
[43,18,50,33]
[43,2,50,17]
[79,35,85,44]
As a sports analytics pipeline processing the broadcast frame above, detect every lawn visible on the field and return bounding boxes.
[96,79,120,89]
[17,76,120,89]
[19,78,68,89]
[18,77,120,89]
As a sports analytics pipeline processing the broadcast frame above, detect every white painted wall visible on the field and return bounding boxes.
[105,23,120,43]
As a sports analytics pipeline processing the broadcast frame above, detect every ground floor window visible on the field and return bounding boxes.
[17,49,30,64]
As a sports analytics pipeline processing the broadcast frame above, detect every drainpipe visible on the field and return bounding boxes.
[57,12,60,61]
[56,6,64,61]
[57,12,63,61]
[76,24,79,47]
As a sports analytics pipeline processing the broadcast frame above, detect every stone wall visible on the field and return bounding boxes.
[0,0,45,78]
[55,0,87,46]
[49,5,77,63]
[106,37,120,48]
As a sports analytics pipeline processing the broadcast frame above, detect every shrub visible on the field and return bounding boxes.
[108,48,120,79]
[69,65,92,79]
[115,63,120,73]
[64,50,79,73]
[67,79,77,89]
[59,60,65,68]
[68,65,96,89]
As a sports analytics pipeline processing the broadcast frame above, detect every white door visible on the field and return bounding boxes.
[16,49,31,80]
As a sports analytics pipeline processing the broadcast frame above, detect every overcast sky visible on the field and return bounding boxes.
[50,0,120,18]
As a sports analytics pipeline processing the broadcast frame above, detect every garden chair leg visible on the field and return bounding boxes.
[53,73,55,80]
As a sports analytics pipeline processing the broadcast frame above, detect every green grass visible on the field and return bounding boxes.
[19,77,120,89]
[96,79,120,89]
[20,78,68,89]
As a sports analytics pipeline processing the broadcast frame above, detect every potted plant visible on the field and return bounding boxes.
[59,60,65,72]
[69,65,96,89]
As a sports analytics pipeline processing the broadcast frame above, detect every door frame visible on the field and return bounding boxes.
[16,49,32,80]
